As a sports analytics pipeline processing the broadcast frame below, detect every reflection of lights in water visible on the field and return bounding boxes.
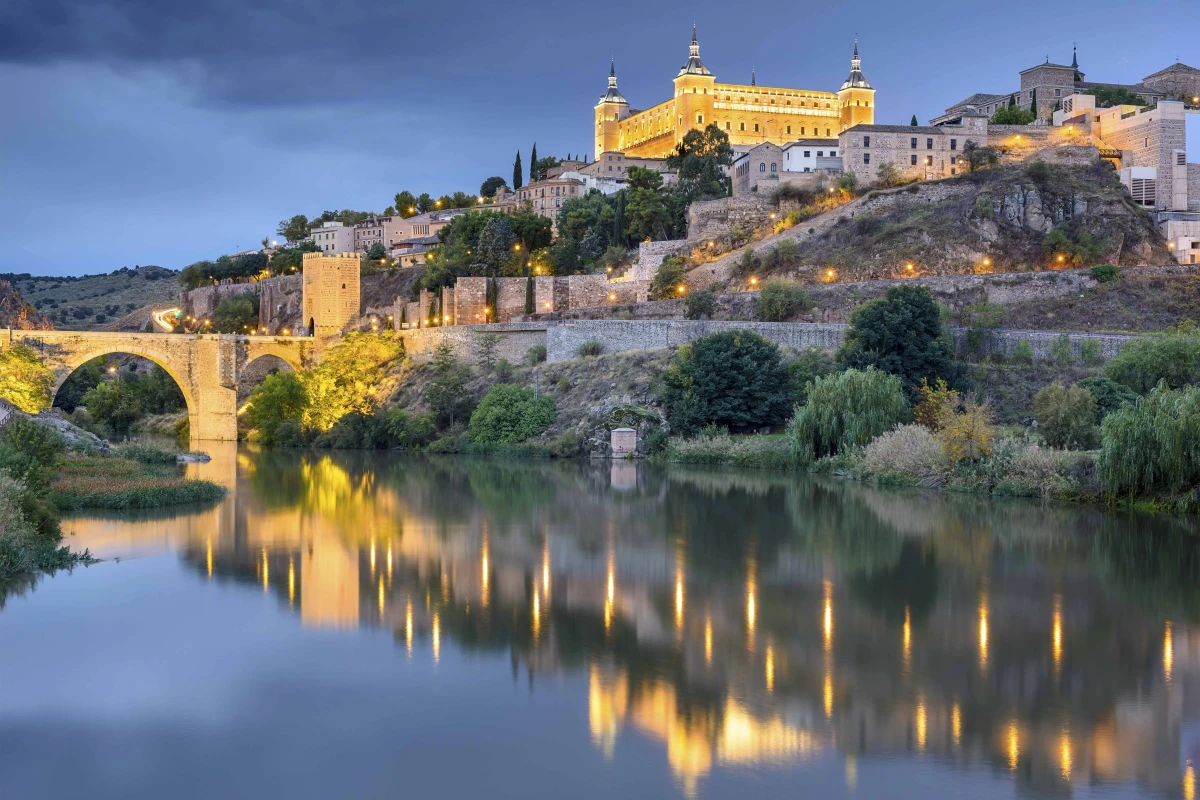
[261,548,269,592]
[675,578,685,634]
[1007,722,1019,771]
[903,606,911,668]
[370,540,376,574]
[916,695,927,751]
[206,539,212,579]
[1165,621,1174,683]
[405,598,413,658]
[1053,595,1063,672]
[823,580,833,652]
[705,617,713,664]
[979,595,989,671]
[387,544,393,580]
[605,553,615,634]
[765,645,775,693]
[951,703,961,747]
[1060,732,1072,781]
[542,542,550,600]
[823,668,833,718]
[288,558,295,606]
[378,576,385,620]
[481,538,490,609]
[432,613,440,663]
[845,754,857,791]
[532,585,541,642]
[746,557,757,651]
[1185,763,1195,800]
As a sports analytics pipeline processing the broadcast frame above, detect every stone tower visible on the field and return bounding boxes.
[671,24,717,149]
[837,38,875,130]
[301,252,360,337]
[594,58,630,158]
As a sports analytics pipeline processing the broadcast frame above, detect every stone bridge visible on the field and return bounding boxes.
[2,329,323,441]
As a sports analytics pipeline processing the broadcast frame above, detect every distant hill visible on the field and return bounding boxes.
[0,280,53,330]
[2,266,179,330]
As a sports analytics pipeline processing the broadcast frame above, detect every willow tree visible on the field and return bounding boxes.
[790,368,910,464]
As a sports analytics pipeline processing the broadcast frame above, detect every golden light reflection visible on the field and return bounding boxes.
[532,585,541,642]
[261,547,269,592]
[1007,722,1019,771]
[1053,594,1063,673]
[845,754,857,791]
[902,605,911,669]
[542,541,551,600]
[605,555,615,633]
[1060,731,1072,781]
[823,579,833,652]
[675,577,685,636]
[377,576,385,620]
[370,540,376,574]
[916,695,927,751]
[765,645,775,693]
[387,544,393,580]
[288,558,295,607]
[405,597,413,658]
[1165,621,1174,683]
[206,539,212,579]
[1185,763,1195,800]
[979,594,989,671]
[823,668,833,718]
[746,557,757,651]
[432,612,440,663]
[951,703,962,748]
[481,537,490,609]
[705,617,713,664]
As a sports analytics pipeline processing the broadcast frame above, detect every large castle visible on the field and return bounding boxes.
[594,27,874,159]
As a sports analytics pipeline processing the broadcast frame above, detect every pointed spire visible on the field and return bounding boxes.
[692,20,697,45]
[853,34,859,58]
[1071,43,1078,69]
[841,37,871,91]
[610,57,615,78]
[751,63,756,86]
[677,20,711,76]
[599,56,627,105]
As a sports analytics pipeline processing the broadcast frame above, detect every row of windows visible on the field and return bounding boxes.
[786,150,836,159]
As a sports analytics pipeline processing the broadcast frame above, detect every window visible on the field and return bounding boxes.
[759,163,765,172]
[697,114,703,124]
[950,139,957,151]
[950,156,957,165]
[817,150,824,157]
[825,128,830,137]
[804,150,811,158]
[801,127,806,135]
[864,153,870,164]
[951,168,957,176]
[830,150,836,156]
[725,121,731,130]
[770,163,776,172]
[863,136,871,147]
[911,155,918,165]
[754,123,759,132]
[927,138,933,149]
[740,122,745,131]
[911,137,918,149]
[786,126,791,134]
[1054,88,1061,97]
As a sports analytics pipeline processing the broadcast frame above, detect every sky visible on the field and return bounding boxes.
[1,0,1194,277]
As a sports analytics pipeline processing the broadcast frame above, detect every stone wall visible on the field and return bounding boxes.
[259,275,301,332]
[496,279,527,322]
[620,240,692,282]
[397,322,548,364]
[687,196,774,242]
[1190,164,1200,212]
[455,277,488,326]
[1097,110,1186,209]
[180,282,258,322]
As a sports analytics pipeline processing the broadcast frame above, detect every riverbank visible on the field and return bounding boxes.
[50,448,226,511]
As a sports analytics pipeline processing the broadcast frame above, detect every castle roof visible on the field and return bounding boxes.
[845,123,947,134]
[1143,61,1200,81]
[1019,62,1075,74]
[840,38,871,90]
[677,24,712,77]
[598,58,628,105]
[945,92,1008,112]
[1076,80,1162,96]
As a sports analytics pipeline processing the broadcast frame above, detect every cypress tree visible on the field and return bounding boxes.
[909,114,918,126]
[525,275,534,315]
[513,150,523,190]
[530,142,538,182]
[400,307,407,327]
[1008,93,1016,108]
[486,278,499,323]
[1030,88,1038,118]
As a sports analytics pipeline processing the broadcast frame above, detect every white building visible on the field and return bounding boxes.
[307,221,355,255]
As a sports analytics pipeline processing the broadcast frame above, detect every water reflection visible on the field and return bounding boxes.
[56,447,1200,798]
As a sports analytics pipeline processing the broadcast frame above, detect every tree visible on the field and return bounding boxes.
[82,380,142,434]
[1104,327,1200,393]
[661,330,792,435]
[1030,88,1038,119]
[1075,376,1138,422]
[754,279,811,321]
[529,142,538,184]
[962,140,1000,173]
[424,342,472,428]
[625,167,670,241]
[0,345,53,413]
[513,150,523,190]
[365,242,387,262]
[667,123,734,201]
[909,114,919,126]
[417,193,434,213]
[991,105,1036,125]
[476,216,517,277]
[1034,382,1099,448]
[1085,86,1148,108]
[245,371,309,445]
[789,367,911,463]
[837,284,964,397]
[276,215,310,244]
[524,276,534,315]
[532,155,560,182]
[474,332,501,370]
[394,191,418,217]
[480,176,507,198]
[55,358,103,413]
[508,213,553,252]
[212,295,259,334]
[649,255,686,300]
[468,384,556,444]
[875,161,900,187]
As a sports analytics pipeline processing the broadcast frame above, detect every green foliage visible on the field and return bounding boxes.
[1043,225,1103,267]
[424,342,473,428]
[0,344,53,413]
[662,331,792,436]
[972,196,995,220]
[1098,383,1200,498]
[178,251,271,289]
[1080,338,1103,365]
[54,357,102,413]
[113,442,180,465]
[789,368,910,464]
[786,347,835,406]
[548,429,582,458]
[385,409,438,449]
[577,339,604,357]
[1048,333,1073,366]
[665,431,798,470]
[1075,376,1138,422]
[395,191,418,216]
[476,216,517,277]
[1012,339,1035,363]
[684,288,715,319]
[649,256,686,300]
[1104,328,1200,393]
[494,359,514,382]
[1086,86,1149,108]
[1024,159,1051,184]
[480,176,507,198]
[837,285,963,397]
[1091,264,1119,283]
[754,279,811,321]
[0,419,63,493]
[82,380,142,434]
[524,344,547,365]
[212,294,259,334]
[667,123,734,201]
[991,105,1036,125]
[245,371,309,445]
[962,140,1000,172]
[625,167,670,241]
[474,332,501,370]
[875,161,900,187]
[524,275,534,315]
[302,333,405,432]
[468,384,556,444]
[1033,382,1099,448]
[513,149,523,190]
[276,214,310,244]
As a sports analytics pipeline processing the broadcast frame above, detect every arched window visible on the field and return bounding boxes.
[759,163,766,172]
[770,163,777,172]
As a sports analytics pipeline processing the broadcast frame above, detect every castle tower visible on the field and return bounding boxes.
[836,38,875,130]
[672,24,717,149]
[594,58,629,158]
[302,252,360,337]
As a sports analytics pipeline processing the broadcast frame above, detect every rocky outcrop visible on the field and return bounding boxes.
[0,281,52,330]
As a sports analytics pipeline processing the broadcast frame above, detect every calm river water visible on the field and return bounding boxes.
[3,445,1200,799]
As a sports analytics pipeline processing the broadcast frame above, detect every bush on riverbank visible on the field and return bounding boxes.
[50,453,225,510]
[1098,383,1200,508]
[665,430,797,470]
[790,368,910,464]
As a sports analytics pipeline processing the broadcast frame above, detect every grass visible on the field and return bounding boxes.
[50,453,225,510]
[664,432,798,470]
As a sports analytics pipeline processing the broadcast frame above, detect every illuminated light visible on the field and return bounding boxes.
[1186,763,1196,800]
[481,537,490,608]
[823,669,833,717]
[606,266,613,273]
[288,558,295,606]
[951,703,962,747]
[677,285,686,294]
[1060,732,1072,781]
[1166,621,1174,683]
[261,548,269,592]
[1053,595,1063,672]
[405,598,413,658]
[378,576,386,620]
[705,616,713,663]
[749,276,758,285]
[826,269,835,279]
[542,541,550,600]
[605,555,615,633]
[1057,254,1065,263]
[902,606,912,668]
[916,695,927,751]
[770,212,776,220]
[1169,241,1176,249]
[544,302,551,309]
[905,263,914,271]
[983,257,991,266]
[765,645,775,692]
[387,545,393,580]
[532,586,541,641]
[1007,722,1019,771]
[514,243,521,251]
[609,293,617,301]
[370,540,376,573]
[979,595,989,670]
[432,613,441,663]
[823,579,833,652]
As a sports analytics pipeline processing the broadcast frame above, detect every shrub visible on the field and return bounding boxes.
[467,384,556,444]
[836,284,964,396]
[212,295,259,334]
[1033,382,1099,448]
[494,358,515,383]
[754,279,811,322]
[662,330,792,436]
[1048,334,1073,366]
[684,288,716,320]
[665,431,797,470]
[857,424,947,482]
[0,344,54,413]
[1075,376,1138,422]
[548,429,582,458]
[1098,383,1200,497]
[789,368,910,464]
[1080,338,1103,365]
[245,370,309,445]
[735,248,759,278]
[1091,264,1119,283]
[385,409,437,449]
[1104,328,1200,393]
[113,442,179,465]
[524,344,547,365]
[786,347,835,406]
[1024,159,1051,184]
[650,255,687,300]
[0,419,64,493]
[474,332,501,370]
[972,196,994,220]
[1011,339,1034,363]
[913,378,959,431]
[936,396,995,462]
[577,339,604,357]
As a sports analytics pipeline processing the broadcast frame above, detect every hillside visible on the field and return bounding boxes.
[2,266,179,330]
[689,154,1173,289]
[0,281,52,330]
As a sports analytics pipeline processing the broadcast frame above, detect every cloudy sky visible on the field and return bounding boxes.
[1,0,1192,276]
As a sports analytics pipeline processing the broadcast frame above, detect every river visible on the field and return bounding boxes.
[2,445,1199,799]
